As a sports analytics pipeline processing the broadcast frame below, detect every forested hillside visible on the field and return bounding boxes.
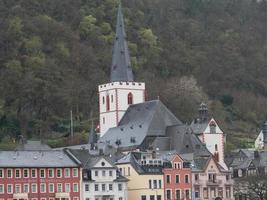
[0,0,267,149]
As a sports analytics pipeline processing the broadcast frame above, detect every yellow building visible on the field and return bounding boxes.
[116,152,164,200]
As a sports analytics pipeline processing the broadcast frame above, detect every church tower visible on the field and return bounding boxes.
[98,4,146,137]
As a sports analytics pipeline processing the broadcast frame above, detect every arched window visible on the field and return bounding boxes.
[209,122,216,134]
[106,95,110,111]
[128,92,133,105]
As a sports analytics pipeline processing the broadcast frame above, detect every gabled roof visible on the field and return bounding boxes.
[0,150,79,167]
[100,100,182,149]
[110,4,133,82]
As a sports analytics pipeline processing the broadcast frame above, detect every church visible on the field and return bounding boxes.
[96,4,227,170]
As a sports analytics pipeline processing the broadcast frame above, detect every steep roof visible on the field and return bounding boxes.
[0,150,79,167]
[99,100,182,149]
[110,4,133,82]
[166,124,211,156]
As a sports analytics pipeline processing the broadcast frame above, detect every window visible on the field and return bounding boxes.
[102,184,106,191]
[119,198,123,200]
[103,117,105,124]
[95,184,99,191]
[57,183,62,192]
[106,95,110,111]
[64,168,70,177]
[195,187,200,198]
[7,184,12,194]
[226,187,231,198]
[118,183,122,191]
[159,180,162,188]
[208,173,216,182]
[166,190,171,200]
[15,169,21,178]
[215,144,218,151]
[176,190,180,200]
[73,168,78,177]
[23,184,29,193]
[226,174,230,181]
[15,184,21,193]
[95,170,98,176]
[150,195,155,200]
[102,96,105,104]
[85,184,89,192]
[149,180,152,189]
[175,175,180,183]
[23,169,29,178]
[57,169,62,178]
[0,185,4,194]
[109,184,113,191]
[185,175,189,183]
[153,180,157,189]
[0,169,3,178]
[48,169,54,178]
[218,187,223,198]
[195,174,199,181]
[40,169,45,178]
[141,196,146,200]
[49,184,54,193]
[32,183,37,193]
[73,198,79,200]
[203,187,208,199]
[111,95,113,103]
[65,183,70,192]
[7,169,12,178]
[128,93,133,105]
[166,175,171,184]
[128,167,131,176]
[109,170,113,176]
[210,123,216,134]
[40,183,46,193]
[185,189,190,199]
[31,169,36,178]
[102,170,106,176]
[73,183,78,192]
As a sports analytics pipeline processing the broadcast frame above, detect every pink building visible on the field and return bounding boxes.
[0,150,81,200]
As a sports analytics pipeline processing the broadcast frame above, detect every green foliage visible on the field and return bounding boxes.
[0,0,267,148]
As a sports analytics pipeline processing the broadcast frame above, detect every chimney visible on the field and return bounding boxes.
[263,121,267,151]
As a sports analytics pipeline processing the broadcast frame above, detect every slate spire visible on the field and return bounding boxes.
[110,3,134,82]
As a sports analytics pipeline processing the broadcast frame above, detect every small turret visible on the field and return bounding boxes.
[198,102,209,122]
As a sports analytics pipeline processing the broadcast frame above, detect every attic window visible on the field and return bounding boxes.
[101,162,105,166]
[130,137,136,143]
[115,139,121,146]
[185,145,189,148]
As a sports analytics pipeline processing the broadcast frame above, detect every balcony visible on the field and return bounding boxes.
[206,179,222,185]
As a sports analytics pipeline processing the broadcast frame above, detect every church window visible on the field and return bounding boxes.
[106,95,110,111]
[210,122,216,134]
[111,95,113,103]
[102,96,105,104]
[128,93,133,105]
[215,144,218,151]
[103,117,105,124]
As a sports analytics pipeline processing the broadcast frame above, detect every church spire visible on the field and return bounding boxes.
[110,3,134,82]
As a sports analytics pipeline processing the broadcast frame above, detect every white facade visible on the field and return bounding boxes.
[83,158,128,200]
[255,130,264,150]
[198,118,227,169]
[98,81,145,136]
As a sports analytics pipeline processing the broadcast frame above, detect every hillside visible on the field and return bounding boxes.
[0,0,267,150]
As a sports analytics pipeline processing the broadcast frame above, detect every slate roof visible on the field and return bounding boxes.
[0,150,79,167]
[190,119,210,134]
[166,124,211,156]
[65,149,117,170]
[15,140,51,151]
[99,100,182,149]
[110,4,133,82]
